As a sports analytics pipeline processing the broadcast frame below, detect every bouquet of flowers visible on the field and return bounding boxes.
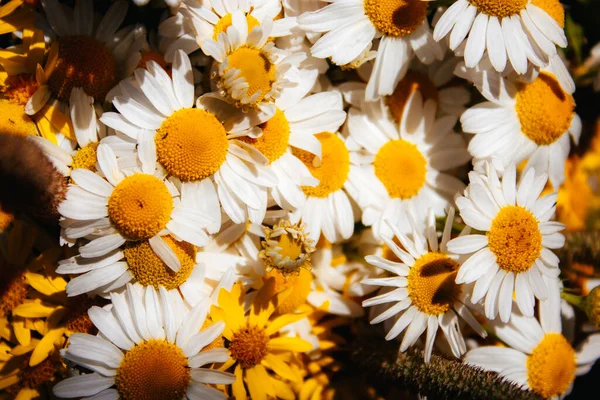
[1,0,599,398]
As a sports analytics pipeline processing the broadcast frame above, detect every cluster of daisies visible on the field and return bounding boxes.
[0,0,599,399]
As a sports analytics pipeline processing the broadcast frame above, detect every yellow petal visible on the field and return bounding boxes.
[0,374,19,390]
[0,0,23,19]
[26,29,44,73]
[262,353,300,383]
[13,317,30,346]
[31,110,57,144]
[245,365,270,400]
[0,8,34,35]
[11,341,36,356]
[12,301,55,318]
[29,327,65,366]
[250,279,292,328]
[232,364,247,400]
[218,284,246,333]
[40,103,75,141]
[267,337,312,353]
[25,272,63,296]
[271,378,296,400]
[16,387,38,400]
[44,41,58,78]
[218,356,236,372]
[300,378,319,400]
[265,312,306,337]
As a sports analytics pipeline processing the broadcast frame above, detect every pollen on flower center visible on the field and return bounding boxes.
[293,132,351,198]
[123,236,196,289]
[115,340,190,400]
[515,73,574,146]
[374,139,427,199]
[71,142,99,171]
[263,268,313,314]
[0,263,27,317]
[259,220,315,274]
[238,108,290,164]
[229,324,270,368]
[469,0,528,18]
[487,205,542,273]
[64,295,106,334]
[526,333,576,398]
[47,35,117,102]
[407,252,461,315]
[213,13,261,40]
[107,174,173,241]
[222,47,276,106]
[0,100,37,137]
[155,108,228,182]
[4,74,39,106]
[386,72,439,123]
[363,0,429,37]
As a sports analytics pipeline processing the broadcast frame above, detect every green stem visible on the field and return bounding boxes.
[561,291,587,311]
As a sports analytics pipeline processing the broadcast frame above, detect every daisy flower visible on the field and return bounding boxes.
[27,0,130,115]
[447,162,564,322]
[53,284,235,399]
[298,0,442,100]
[58,143,213,270]
[361,209,487,362]
[160,0,287,60]
[433,0,567,74]
[460,66,580,187]
[30,88,106,177]
[100,50,276,227]
[212,282,312,399]
[465,279,600,399]
[201,13,304,114]
[0,28,74,142]
[346,90,470,239]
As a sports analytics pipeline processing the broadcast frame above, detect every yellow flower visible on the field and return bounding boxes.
[0,0,35,36]
[213,281,312,400]
[556,156,593,231]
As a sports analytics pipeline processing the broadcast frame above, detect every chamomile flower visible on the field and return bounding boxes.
[27,0,130,115]
[53,284,235,400]
[447,162,564,323]
[433,0,567,74]
[201,14,304,113]
[298,0,442,100]
[346,90,470,239]
[30,88,106,177]
[361,209,486,362]
[465,280,600,399]
[460,67,580,187]
[100,50,277,227]
[58,143,213,270]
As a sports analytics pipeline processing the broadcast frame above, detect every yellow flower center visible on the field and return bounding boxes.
[4,74,39,106]
[531,0,565,27]
[363,0,429,37]
[526,333,576,398]
[155,108,228,182]
[238,108,290,164]
[386,72,439,124]
[262,268,313,315]
[107,174,173,241]
[516,73,574,146]
[213,13,261,40]
[0,264,27,317]
[64,295,106,334]
[469,0,528,17]
[0,100,37,136]
[71,142,99,171]
[260,220,315,274]
[487,205,542,273]
[47,35,117,102]
[229,324,270,368]
[223,47,276,106]
[293,132,350,198]
[123,236,196,290]
[18,355,58,390]
[116,340,190,400]
[374,139,427,199]
[407,252,462,315]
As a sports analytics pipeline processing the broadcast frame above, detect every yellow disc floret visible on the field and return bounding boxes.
[374,139,427,199]
[407,252,461,315]
[155,108,228,182]
[363,0,429,37]
[18,355,58,391]
[116,340,190,400]
[469,0,528,18]
[223,47,276,106]
[239,108,290,163]
[293,132,350,198]
[260,220,315,274]
[4,74,39,106]
[47,36,116,101]
[107,174,173,241]
[213,13,261,40]
[0,100,37,136]
[262,268,313,315]
[123,236,196,290]
[229,324,270,368]
[386,72,439,123]
[487,205,542,273]
[526,333,576,398]
[71,142,99,171]
[531,0,565,27]
[516,73,574,146]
